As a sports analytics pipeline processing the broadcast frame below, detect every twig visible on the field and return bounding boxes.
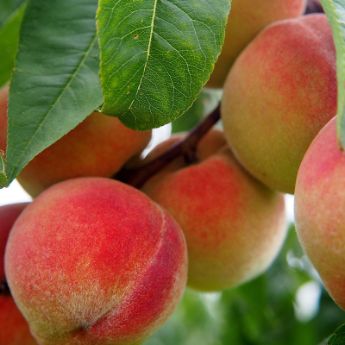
[116,104,221,188]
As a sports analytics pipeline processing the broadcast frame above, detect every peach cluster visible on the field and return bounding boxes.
[2,2,342,344]
[215,10,345,311]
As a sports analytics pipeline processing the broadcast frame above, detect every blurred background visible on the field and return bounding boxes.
[1,89,344,345]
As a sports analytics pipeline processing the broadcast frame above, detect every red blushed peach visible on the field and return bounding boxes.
[142,130,287,291]
[208,0,306,88]
[295,117,345,310]
[5,178,187,345]
[0,87,151,197]
[0,203,37,345]
[221,14,337,193]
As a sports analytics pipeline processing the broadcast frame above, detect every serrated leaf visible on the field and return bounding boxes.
[97,0,231,130]
[0,3,26,87]
[328,323,345,344]
[172,88,222,133]
[0,0,25,27]
[321,0,345,148]
[5,0,102,185]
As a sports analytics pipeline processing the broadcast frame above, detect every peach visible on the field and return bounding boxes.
[5,178,187,345]
[0,87,151,197]
[295,117,345,310]
[221,14,337,193]
[0,203,37,345]
[208,0,306,88]
[142,130,287,291]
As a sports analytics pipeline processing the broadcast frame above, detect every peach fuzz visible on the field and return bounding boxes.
[207,0,306,88]
[221,14,337,194]
[5,178,187,345]
[295,117,345,310]
[142,130,287,291]
[0,87,151,197]
[0,203,37,345]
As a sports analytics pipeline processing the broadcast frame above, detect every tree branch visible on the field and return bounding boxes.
[0,105,221,297]
[116,105,221,188]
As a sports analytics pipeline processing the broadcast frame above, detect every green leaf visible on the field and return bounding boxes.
[172,88,222,133]
[97,0,231,130]
[5,0,102,185]
[321,0,345,148]
[0,153,7,187]
[328,323,345,344]
[0,3,26,87]
[0,0,25,27]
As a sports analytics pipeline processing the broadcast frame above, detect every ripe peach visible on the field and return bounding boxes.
[208,0,306,88]
[295,117,345,310]
[0,87,151,197]
[221,14,337,193]
[5,178,187,345]
[142,130,287,291]
[0,203,37,345]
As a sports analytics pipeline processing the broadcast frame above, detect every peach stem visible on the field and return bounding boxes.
[115,105,221,188]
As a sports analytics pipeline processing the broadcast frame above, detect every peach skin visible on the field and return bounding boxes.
[142,130,287,291]
[221,14,337,193]
[295,117,345,310]
[5,178,187,345]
